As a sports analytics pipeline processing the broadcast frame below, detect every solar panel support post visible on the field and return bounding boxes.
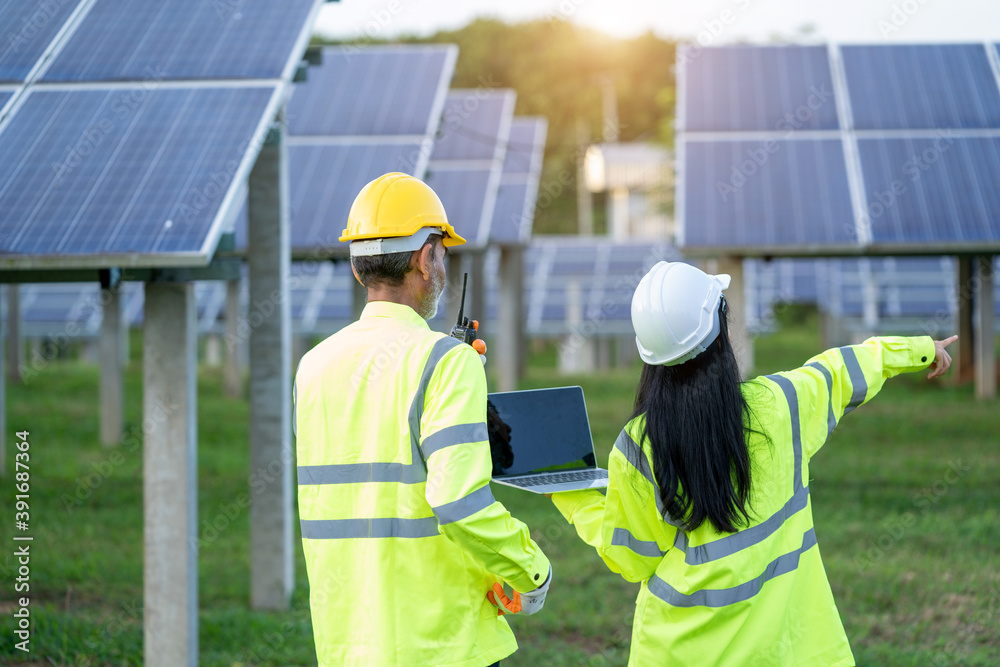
[973,256,996,399]
[7,285,21,382]
[99,285,124,446]
[956,256,975,383]
[497,246,524,392]
[142,280,198,667]
[247,121,294,610]
[224,280,243,398]
[714,257,754,378]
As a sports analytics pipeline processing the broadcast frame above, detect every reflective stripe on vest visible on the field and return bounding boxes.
[648,528,818,608]
[836,346,869,414]
[644,374,819,607]
[299,336,473,539]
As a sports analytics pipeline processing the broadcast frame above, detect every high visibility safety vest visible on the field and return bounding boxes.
[295,301,550,667]
[553,336,935,666]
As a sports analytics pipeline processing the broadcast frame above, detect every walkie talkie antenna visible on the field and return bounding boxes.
[456,273,468,326]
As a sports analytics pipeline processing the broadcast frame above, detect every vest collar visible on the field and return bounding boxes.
[360,300,429,329]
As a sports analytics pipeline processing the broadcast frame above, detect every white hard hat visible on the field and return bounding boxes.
[631,261,731,366]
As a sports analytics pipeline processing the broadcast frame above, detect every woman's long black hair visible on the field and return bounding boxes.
[631,299,766,534]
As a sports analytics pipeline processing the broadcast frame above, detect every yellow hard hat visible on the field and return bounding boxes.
[340,172,466,256]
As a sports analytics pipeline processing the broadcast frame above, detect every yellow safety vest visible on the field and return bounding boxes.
[295,301,549,667]
[553,336,934,666]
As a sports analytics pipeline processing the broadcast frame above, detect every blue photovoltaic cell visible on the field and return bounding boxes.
[683,45,839,132]
[42,0,318,82]
[0,90,13,109]
[843,45,1000,130]
[502,118,544,174]
[424,168,493,244]
[684,139,856,248]
[432,90,512,161]
[858,137,1000,245]
[0,86,274,260]
[490,182,530,244]
[491,117,547,244]
[288,45,454,136]
[234,141,427,252]
[0,0,84,83]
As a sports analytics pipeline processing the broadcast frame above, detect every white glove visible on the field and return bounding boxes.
[487,566,551,616]
[518,566,551,615]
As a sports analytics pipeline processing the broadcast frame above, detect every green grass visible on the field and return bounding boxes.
[1,319,998,666]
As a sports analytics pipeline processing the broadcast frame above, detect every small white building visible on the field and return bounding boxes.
[584,142,673,240]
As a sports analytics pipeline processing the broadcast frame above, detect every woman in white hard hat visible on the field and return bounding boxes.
[551,260,956,666]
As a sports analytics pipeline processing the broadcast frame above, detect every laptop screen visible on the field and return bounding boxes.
[487,386,597,477]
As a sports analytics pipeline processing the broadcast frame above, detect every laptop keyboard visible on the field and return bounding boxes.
[509,470,608,487]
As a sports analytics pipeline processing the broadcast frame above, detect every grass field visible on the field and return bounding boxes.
[1,316,998,666]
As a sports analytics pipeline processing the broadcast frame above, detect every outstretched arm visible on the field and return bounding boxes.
[771,335,956,458]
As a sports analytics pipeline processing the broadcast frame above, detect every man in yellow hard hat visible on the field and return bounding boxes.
[294,173,552,666]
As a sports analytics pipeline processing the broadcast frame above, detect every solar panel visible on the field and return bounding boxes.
[234,45,456,257]
[490,117,547,245]
[430,89,514,162]
[858,137,1000,248]
[0,90,13,112]
[0,85,279,268]
[682,139,857,251]
[41,0,321,82]
[679,43,1000,257]
[681,45,839,133]
[0,0,85,83]
[842,44,1000,130]
[425,89,515,249]
[288,45,457,136]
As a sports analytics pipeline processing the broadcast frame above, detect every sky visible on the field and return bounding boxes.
[315,0,1000,44]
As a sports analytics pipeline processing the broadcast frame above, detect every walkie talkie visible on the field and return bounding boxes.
[450,273,486,356]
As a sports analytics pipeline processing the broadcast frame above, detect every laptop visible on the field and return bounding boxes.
[488,386,609,494]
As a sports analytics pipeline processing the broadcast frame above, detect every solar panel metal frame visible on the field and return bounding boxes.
[490,116,547,246]
[425,88,516,251]
[677,42,1000,258]
[0,80,287,270]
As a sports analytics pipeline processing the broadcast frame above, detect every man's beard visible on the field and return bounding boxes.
[416,261,446,320]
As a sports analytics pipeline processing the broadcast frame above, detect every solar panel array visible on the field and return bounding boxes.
[490,117,547,245]
[745,257,1000,334]
[425,89,515,249]
[0,0,322,270]
[679,43,1000,256]
[16,253,1000,340]
[41,0,320,83]
[233,44,457,257]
